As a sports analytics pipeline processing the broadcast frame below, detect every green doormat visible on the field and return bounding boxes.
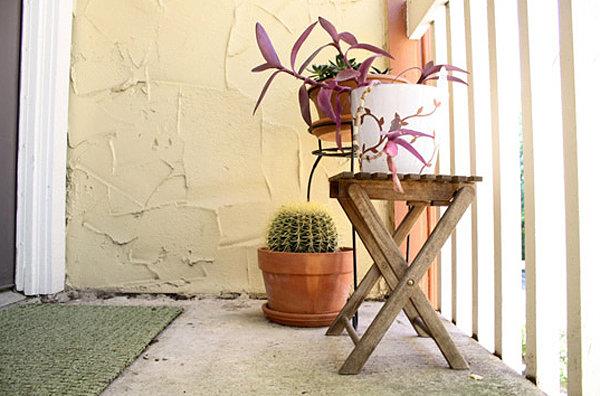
[0,304,182,395]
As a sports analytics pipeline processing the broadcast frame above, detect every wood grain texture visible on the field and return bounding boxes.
[337,186,475,374]
[326,205,429,337]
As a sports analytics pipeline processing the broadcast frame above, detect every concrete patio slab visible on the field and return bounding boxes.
[90,296,541,396]
[0,290,25,308]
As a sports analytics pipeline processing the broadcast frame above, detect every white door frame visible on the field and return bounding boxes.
[15,0,73,295]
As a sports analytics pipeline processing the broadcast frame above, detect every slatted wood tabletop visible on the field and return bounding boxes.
[327,172,481,375]
[330,172,482,205]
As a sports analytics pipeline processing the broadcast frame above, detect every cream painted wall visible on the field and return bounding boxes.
[66,0,390,295]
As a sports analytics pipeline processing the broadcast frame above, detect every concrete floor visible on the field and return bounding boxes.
[73,295,543,396]
[0,290,25,308]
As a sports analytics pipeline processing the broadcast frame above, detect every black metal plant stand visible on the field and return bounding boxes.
[306,131,359,329]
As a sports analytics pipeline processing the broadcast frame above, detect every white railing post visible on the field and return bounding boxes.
[487,0,524,373]
[432,5,453,321]
[518,0,565,393]
[447,0,473,336]
[464,0,496,352]
[558,0,600,394]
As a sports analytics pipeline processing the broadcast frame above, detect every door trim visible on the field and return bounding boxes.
[15,0,73,295]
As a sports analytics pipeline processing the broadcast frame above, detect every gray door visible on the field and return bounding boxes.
[0,1,22,289]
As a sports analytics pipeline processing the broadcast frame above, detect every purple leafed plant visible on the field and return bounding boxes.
[252,17,393,148]
[251,17,468,189]
[358,100,442,191]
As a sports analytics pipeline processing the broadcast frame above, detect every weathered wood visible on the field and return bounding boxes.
[338,186,475,374]
[327,205,427,336]
[411,290,468,369]
[339,196,429,337]
[345,185,471,368]
[328,173,482,183]
[372,172,389,180]
[342,317,361,345]
[451,175,468,182]
[326,264,381,336]
[330,177,477,202]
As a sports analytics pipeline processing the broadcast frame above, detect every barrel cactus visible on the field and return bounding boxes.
[266,203,338,253]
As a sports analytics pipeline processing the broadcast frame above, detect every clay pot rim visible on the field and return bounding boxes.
[257,247,353,275]
[258,246,353,256]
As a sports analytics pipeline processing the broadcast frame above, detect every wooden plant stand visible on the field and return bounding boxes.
[326,172,481,375]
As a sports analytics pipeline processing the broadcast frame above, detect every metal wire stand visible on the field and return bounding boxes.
[306,135,359,329]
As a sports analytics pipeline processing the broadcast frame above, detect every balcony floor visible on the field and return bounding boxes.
[91,296,542,395]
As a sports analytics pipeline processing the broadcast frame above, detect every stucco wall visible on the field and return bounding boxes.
[66,0,389,294]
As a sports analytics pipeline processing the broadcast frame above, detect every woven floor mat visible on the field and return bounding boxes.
[0,304,182,395]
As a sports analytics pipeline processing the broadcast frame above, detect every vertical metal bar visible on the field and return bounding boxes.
[351,117,358,329]
[306,140,323,202]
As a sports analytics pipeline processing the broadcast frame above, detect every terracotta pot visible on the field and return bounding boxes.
[307,74,407,143]
[257,247,353,327]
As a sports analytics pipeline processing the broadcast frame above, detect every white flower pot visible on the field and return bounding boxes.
[351,83,447,175]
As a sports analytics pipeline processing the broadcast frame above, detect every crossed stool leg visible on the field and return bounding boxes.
[326,183,474,375]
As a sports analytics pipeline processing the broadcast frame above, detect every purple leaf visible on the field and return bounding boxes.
[316,88,335,120]
[419,64,469,83]
[445,75,468,85]
[251,63,274,73]
[392,138,429,165]
[255,23,281,67]
[357,56,377,85]
[388,129,435,139]
[334,92,342,148]
[338,32,358,46]
[253,71,280,115]
[422,75,468,85]
[383,141,398,157]
[428,64,469,75]
[318,17,339,43]
[290,21,318,71]
[298,43,334,74]
[335,68,360,82]
[423,60,434,72]
[350,43,393,59]
[298,85,311,125]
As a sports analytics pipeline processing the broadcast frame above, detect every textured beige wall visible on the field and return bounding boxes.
[67,0,389,294]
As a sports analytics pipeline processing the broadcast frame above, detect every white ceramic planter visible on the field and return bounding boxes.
[351,83,447,175]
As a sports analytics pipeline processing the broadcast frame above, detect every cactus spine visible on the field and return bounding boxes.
[267,203,338,253]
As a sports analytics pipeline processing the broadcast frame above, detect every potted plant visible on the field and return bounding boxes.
[258,203,353,327]
[306,54,399,142]
[252,17,468,190]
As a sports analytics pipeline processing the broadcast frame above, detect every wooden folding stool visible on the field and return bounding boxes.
[326,172,481,375]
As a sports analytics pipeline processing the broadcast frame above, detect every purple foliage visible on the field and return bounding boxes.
[251,17,391,138]
[251,18,468,189]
